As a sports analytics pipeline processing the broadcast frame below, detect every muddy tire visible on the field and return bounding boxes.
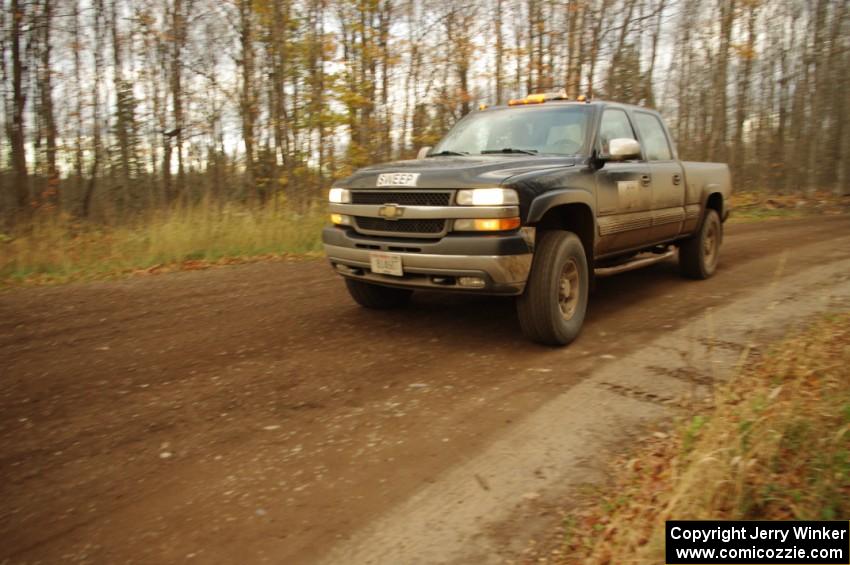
[344,278,412,309]
[679,209,722,279]
[516,230,589,346]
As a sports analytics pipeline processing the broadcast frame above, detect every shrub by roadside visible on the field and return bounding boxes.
[0,202,326,287]
[527,313,850,564]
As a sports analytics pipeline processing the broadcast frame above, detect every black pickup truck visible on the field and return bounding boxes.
[323,93,731,345]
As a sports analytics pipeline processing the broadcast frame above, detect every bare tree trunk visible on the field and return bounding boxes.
[585,0,610,99]
[9,0,28,213]
[452,7,473,116]
[72,0,85,205]
[565,0,581,97]
[494,0,504,103]
[271,0,291,177]
[708,0,735,163]
[400,1,417,155]
[779,45,795,192]
[111,0,135,212]
[170,0,187,200]
[358,7,370,159]
[643,0,666,106]
[38,0,58,208]
[82,0,105,217]
[606,0,638,96]
[316,0,328,183]
[839,7,850,195]
[526,0,545,92]
[239,0,257,201]
[674,0,698,158]
[512,2,523,97]
[824,0,847,191]
[733,0,757,188]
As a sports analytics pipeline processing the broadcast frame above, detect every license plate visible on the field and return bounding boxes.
[370,252,403,276]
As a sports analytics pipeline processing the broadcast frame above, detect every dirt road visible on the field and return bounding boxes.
[2,216,849,564]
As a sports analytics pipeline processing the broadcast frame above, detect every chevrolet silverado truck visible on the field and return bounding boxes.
[322,93,731,345]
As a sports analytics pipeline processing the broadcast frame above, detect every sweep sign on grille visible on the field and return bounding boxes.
[376,173,420,187]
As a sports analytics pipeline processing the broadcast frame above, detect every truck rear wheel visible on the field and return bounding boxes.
[679,209,721,279]
[516,230,589,346]
[344,278,412,309]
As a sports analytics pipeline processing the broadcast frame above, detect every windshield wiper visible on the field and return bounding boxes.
[426,150,469,157]
[481,148,539,155]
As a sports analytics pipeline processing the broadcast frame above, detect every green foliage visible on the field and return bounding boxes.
[681,414,707,454]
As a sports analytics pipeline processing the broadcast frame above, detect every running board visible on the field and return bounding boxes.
[594,249,676,277]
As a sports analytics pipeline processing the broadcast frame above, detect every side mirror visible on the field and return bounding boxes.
[605,138,641,161]
[416,146,432,160]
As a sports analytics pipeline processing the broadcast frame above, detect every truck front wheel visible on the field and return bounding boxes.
[344,278,413,309]
[516,230,589,346]
[679,209,721,279]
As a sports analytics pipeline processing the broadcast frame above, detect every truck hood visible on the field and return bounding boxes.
[337,155,577,190]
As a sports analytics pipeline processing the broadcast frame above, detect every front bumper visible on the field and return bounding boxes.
[322,227,533,295]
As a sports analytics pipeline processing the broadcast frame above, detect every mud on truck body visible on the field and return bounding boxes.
[322,94,731,345]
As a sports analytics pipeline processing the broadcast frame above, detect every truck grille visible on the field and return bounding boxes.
[351,191,451,206]
[355,217,446,235]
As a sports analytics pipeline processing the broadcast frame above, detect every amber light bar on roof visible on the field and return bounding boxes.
[508,88,568,106]
[507,90,591,106]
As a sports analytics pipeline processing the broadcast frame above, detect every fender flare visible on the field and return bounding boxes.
[527,189,597,244]
[700,184,726,222]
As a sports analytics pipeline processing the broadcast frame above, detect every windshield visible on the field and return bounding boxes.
[432,105,591,157]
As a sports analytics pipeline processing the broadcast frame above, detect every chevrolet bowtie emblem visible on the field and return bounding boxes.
[378,204,405,220]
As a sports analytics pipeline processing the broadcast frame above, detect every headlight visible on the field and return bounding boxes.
[329,187,351,204]
[456,188,518,206]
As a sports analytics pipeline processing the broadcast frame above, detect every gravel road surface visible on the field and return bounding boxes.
[2,216,849,564]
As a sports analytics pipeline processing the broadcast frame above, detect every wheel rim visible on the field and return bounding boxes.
[558,259,580,320]
[703,220,719,269]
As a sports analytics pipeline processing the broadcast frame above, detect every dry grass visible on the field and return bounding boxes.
[534,313,850,564]
[3,191,847,287]
[728,190,849,223]
[0,202,327,286]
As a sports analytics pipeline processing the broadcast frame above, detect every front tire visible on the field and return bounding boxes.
[344,278,413,309]
[679,209,721,279]
[516,230,589,346]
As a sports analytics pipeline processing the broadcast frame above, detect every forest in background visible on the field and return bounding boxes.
[1,0,849,227]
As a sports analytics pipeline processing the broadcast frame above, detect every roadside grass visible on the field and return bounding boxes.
[2,190,847,287]
[535,313,850,564]
[728,190,849,223]
[0,202,326,287]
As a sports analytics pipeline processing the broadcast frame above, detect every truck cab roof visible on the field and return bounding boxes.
[480,99,659,116]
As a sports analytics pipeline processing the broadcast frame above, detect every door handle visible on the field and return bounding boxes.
[640,174,651,187]
[672,174,682,186]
